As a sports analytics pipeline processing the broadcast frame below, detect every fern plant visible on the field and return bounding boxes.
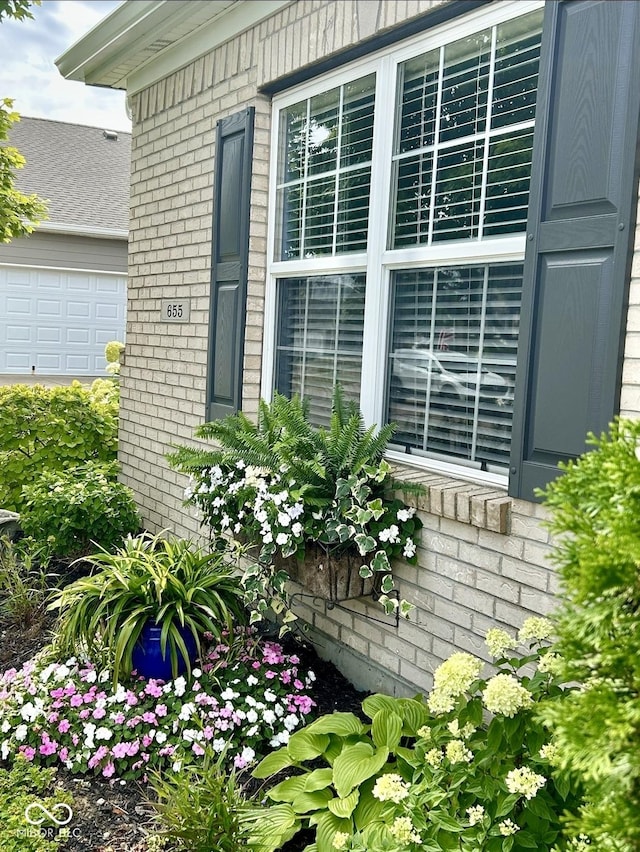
[168,387,423,623]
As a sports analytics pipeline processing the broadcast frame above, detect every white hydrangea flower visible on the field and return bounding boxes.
[505,766,546,800]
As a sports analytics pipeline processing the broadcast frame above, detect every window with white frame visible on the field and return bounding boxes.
[265,1,544,482]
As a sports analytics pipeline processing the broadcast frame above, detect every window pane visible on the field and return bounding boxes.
[398,49,439,153]
[276,275,366,425]
[386,264,522,472]
[440,29,491,143]
[276,74,375,261]
[391,13,542,249]
[432,140,483,242]
[492,9,544,129]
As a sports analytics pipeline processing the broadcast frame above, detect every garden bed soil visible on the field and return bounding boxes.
[0,611,368,852]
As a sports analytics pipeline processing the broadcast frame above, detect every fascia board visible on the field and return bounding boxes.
[38,222,128,240]
[125,0,290,96]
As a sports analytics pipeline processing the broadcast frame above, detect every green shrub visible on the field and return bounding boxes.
[149,752,247,852]
[0,382,118,512]
[0,537,51,627]
[538,418,640,849]
[243,619,581,852]
[0,757,73,852]
[20,461,139,558]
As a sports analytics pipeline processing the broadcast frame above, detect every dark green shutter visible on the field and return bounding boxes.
[207,106,254,420]
[509,0,640,500]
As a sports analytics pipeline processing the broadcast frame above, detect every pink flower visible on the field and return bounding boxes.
[58,720,71,734]
[39,738,58,757]
[144,681,163,698]
[88,745,110,769]
[142,735,152,748]
[83,690,96,704]
[293,679,304,691]
[280,670,292,685]
[126,740,140,757]
[20,745,36,761]
[71,734,80,746]
[252,661,261,669]
[47,712,59,724]
[70,694,83,707]
[265,670,277,679]
[79,709,91,720]
[192,743,205,756]
[59,747,69,762]
[142,712,157,725]
[50,688,65,699]
[102,762,115,778]
[112,712,125,724]
[92,707,106,720]
[111,742,129,759]
[155,704,168,717]
[126,691,138,707]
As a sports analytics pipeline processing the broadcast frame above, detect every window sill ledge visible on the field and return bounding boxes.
[391,462,511,534]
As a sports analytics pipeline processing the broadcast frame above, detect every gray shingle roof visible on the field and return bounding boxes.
[7,116,131,234]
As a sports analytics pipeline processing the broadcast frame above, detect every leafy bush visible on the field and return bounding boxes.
[169,388,423,620]
[149,751,247,852]
[20,461,139,558]
[0,382,118,512]
[0,757,73,852]
[0,537,51,627]
[538,418,640,849]
[243,618,581,852]
[0,630,315,781]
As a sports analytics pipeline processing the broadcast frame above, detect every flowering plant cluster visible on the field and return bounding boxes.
[184,458,421,619]
[244,617,584,852]
[0,630,315,782]
[169,389,423,622]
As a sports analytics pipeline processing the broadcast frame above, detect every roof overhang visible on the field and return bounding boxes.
[38,222,128,240]
[56,0,290,97]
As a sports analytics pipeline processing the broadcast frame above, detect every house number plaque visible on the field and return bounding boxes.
[160,299,191,322]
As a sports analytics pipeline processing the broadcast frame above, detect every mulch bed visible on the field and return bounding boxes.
[0,608,368,852]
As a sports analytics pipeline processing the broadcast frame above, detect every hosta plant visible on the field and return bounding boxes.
[168,387,423,622]
[242,617,582,852]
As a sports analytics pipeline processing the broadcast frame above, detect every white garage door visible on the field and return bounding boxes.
[0,266,126,376]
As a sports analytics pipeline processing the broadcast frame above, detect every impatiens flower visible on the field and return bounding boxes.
[483,674,533,717]
[505,766,546,799]
[518,617,553,643]
[485,628,516,658]
[372,773,410,803]
[402,538,417,559]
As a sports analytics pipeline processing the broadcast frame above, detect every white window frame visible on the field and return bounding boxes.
[262,0,545,489]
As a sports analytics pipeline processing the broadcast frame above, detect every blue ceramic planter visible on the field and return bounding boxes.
[131,622,197,681]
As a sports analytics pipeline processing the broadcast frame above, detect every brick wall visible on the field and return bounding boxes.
[119,0,640,694]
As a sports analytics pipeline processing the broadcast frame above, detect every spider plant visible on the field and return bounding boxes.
[49,531,247,684]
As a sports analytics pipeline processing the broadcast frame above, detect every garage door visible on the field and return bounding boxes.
[0,266,126,376]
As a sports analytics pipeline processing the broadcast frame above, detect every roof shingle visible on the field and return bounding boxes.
[7,116,131,233]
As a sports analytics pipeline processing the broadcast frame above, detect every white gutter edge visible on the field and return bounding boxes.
[37,222,128,240]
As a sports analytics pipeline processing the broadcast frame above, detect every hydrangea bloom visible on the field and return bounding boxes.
[427,653,483,714]
[372,773,410,803]
[483,673,533,717]
[505,766,546,799]
[332,831,350,850]
[518,616,553,643]
[484,628,516,658]
[389,816,421,845]
[445,739,473,764]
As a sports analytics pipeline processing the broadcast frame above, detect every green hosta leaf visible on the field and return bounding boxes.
[362,821,391,849]
[311,811,351,852]
[252,748,293,779]
[304,768,334,793]
[354,533,376,555]
[242,804,300,852]
[353,787,388,831]
[332,743,389,799]
[371,550,390,573]
[292,789,333,814]
[328,789,359,818]
[267,776,307,803]
[396,698,429,735]
[362,694,399,720]
[287,730,330,762]
[371,710,403,750]
[307,712,366,738]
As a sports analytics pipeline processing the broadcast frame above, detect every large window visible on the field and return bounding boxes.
[267,1,544,481]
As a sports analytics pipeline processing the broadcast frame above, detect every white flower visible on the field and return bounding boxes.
[264,689,277,703]
[192,668,202,679]
[397,507,415,522]
[95,727,112,740]
[291,522,303,537]
[276,532,290,546]
[53,665,70,682]
[403,538,417,558]
[284,713,299,731]
[179,703,196,721]
[155,732,167,744]
[246,675,258,687]
[212,738,226,753]
[173,677,187,697]
[172,761,182,772]
[20,702,41,722]
[288,503,304,519]
[84,670,97,684]
[277,511,291,527]
[378,525,400,543]
[270,730,290,747]
[505,766,546,800]
[1,741,9,761]
[246,709,258,724]
[262,531,273,544]
[0,721,9,734]
[14,724,28,741]
[262,709,276,725]
[240,746,255,764]
[221,688,239,701]
[466,805,485,826]
[182,728,202,742]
